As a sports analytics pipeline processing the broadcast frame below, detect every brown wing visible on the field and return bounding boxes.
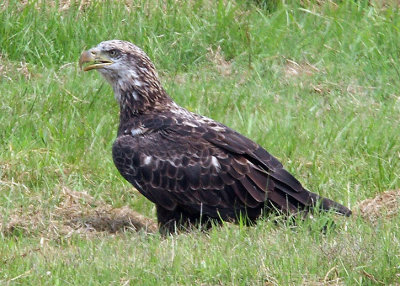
[112,123,275,220]
[201,124,314,211]
[198,119,351,216]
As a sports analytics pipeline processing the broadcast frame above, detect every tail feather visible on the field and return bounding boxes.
[268,186,352,217]
[310,192,352,216]
[262,166,351,216]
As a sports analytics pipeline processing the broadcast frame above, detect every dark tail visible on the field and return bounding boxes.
[308,191,352,216]
[263,167,352,217]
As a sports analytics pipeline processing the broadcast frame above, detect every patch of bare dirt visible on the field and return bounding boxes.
[355,189,400,224]
[0,187,157,238]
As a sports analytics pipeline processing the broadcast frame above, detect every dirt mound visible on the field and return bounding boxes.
[355,189,400,224]
[1,187,158,237]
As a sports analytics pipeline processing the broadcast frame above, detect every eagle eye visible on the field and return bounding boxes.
[108,49,119,57]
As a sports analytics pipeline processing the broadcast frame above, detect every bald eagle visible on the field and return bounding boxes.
[79,40,351,234]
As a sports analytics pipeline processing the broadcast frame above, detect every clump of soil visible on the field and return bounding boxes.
[355,189,400,224]
[0,187,158,238]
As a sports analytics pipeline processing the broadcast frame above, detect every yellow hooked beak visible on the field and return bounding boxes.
[79,49,113,71]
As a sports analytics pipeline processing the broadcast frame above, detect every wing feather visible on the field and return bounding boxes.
[239,177,266,202]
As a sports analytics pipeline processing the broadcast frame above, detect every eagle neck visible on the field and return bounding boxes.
[115,83,173,122]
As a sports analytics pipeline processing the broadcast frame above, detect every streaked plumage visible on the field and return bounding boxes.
[79,40,351,234]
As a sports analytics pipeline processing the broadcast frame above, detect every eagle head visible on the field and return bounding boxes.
[79,40,166,107]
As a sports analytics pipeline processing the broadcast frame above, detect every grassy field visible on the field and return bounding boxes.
[1,0,400,284]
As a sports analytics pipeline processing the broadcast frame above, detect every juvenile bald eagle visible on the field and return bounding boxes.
[79,40,351,234]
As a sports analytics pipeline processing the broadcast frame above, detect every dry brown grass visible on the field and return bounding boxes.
[355,189,400,224]
[0,187,157,238]
[1,0,203,13]
[1,0,96,11]
[283,58,327,92]
[284,58,320,79]
[299,0,399,11]
[0,56,33,81]
[207,46,233,77]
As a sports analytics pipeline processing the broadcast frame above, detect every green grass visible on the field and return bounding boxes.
[1,0,400,284]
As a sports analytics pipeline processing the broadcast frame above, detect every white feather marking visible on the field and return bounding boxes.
[134,79,142,87]
[132,91,139,100]
[128,70,139,79]
[133,179,142,189]
[165,159,178,167]
[184,121,198,128]
[131,128,143,136]
[247,160,256,168]
[211,156,221,171]
[143,155,152,165]
[210,125,225,132]
[197,116,225,132]
[117,78,125,87]
[114,91,121,102]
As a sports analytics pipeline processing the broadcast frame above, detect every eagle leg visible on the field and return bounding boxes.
[156,205,221,235]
